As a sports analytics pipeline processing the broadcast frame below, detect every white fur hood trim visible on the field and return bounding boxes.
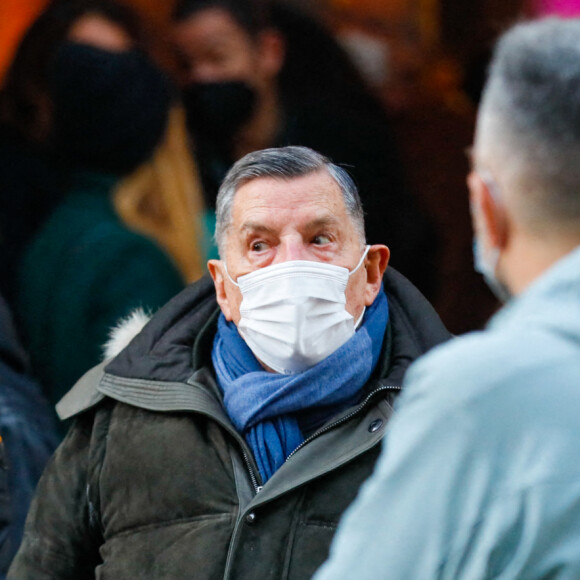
[102,308,152,360]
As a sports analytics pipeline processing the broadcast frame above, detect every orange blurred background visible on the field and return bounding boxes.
[0,0,49,84]
[0,0,528,97]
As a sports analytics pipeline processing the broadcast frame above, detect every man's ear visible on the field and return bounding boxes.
[364,245,390,306]
[257,28,285,78]
[468,172,508,250]
[208,259,233,320]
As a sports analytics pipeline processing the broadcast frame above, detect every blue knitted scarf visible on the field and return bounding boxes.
[212,288,389,482]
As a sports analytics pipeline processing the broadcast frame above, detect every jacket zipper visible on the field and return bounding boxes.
[240,447,261,494]
[224,383,399,579]
[186,378,263,494]
[285,384,401,462]
[224,448,262,579]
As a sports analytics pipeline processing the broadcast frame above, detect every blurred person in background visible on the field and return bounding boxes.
[0,2,68,308]
[0,0,208,408]
[315,17,580,579]
[172,0,438,297]
[0,294,59,578]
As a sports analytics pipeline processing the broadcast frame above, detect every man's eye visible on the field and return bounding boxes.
[251,241,268,252]
[312,234,331,245]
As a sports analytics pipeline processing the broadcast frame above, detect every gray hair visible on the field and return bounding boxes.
[477,18,580,231]
[214,145,366,255]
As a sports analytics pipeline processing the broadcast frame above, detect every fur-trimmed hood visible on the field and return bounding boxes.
[103,308,151,360]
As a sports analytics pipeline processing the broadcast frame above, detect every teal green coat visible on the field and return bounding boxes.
[17,172,184,406]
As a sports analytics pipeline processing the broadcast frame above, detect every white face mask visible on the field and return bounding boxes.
[470,170,512,303]
[225,246,370,374]
[473,236,511,303]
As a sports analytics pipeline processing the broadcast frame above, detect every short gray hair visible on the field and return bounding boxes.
[214,145,366,255]
[477,18,580,231]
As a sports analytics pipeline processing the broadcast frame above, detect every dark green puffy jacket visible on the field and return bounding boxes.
[9,269,450,579]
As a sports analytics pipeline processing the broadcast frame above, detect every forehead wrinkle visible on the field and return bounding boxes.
[239,221,276,235]
[230,173,348,234]
[303,216,341,230]
[239,213,342,235]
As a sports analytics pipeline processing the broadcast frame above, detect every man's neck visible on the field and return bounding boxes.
[503,231,580,296]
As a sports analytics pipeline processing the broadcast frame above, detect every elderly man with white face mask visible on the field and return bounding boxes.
[9,146,449,580]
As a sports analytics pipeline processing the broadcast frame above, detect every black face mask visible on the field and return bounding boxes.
[50,42,172,174]
[182,80,257,145]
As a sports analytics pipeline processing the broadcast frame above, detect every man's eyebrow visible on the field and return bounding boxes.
[304,216,341,230]
[240,222,276,235]
[240,216,341,234]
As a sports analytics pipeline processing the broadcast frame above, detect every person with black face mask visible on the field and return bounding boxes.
[50,40,172,175]
[182,80,257,146]
[2,0,200,409]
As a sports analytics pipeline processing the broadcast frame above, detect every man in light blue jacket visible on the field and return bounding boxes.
[315,17,580,580]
